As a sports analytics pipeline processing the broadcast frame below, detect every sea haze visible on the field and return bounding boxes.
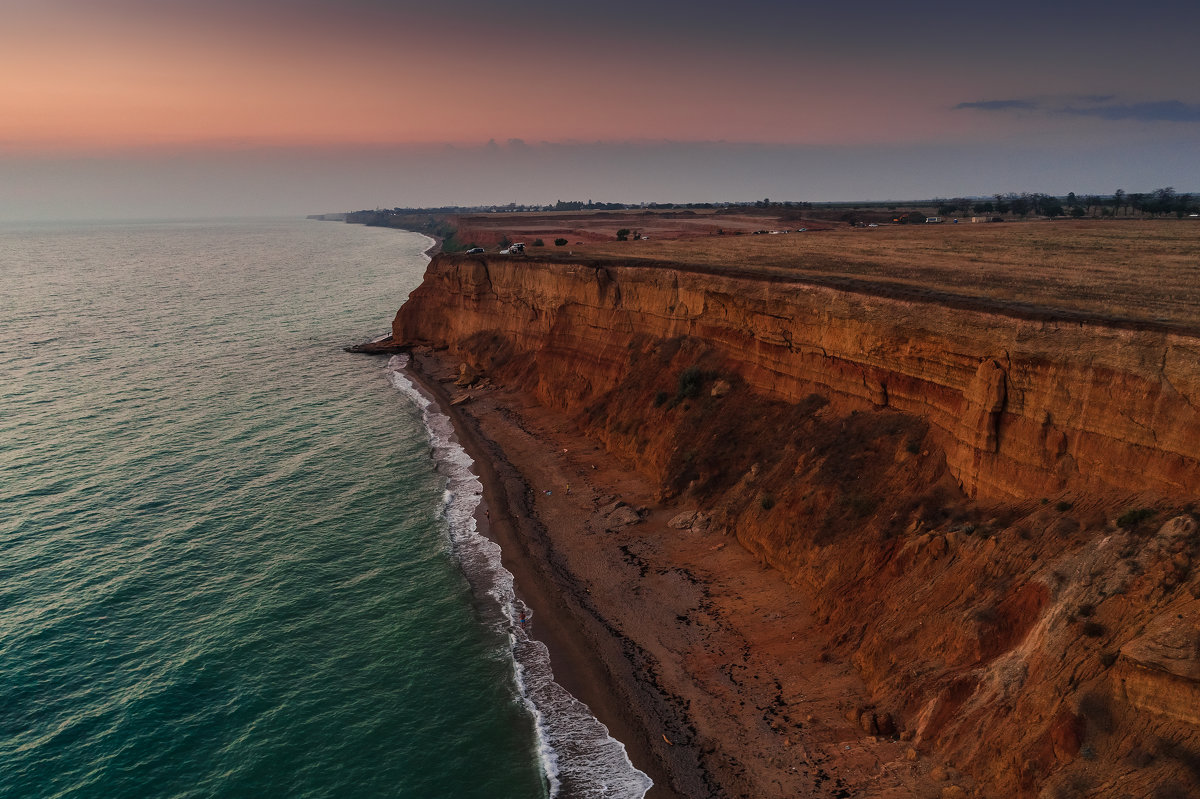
[0,219,555,797]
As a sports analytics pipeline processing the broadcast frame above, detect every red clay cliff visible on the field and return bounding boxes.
[394,252,1200,797]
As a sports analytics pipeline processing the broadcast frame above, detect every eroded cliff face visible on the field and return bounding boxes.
[396,255,1200,501]
[395,255,1200,796]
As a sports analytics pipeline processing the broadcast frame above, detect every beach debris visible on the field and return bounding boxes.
[662,734,673,746]
[450,393,472,406]
[710,379,732,398]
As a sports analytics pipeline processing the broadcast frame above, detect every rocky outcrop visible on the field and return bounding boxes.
[1117,609,1200,726]
[395,255,1200,501]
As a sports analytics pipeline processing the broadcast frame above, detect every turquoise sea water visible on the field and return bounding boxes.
[0,219,648,798]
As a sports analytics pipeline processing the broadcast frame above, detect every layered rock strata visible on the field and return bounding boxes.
[395,255,1200,501]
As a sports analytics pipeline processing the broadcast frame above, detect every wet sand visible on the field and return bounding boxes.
[404,347,955,798]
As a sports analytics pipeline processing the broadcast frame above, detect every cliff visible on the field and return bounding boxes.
[394,254,1200,797]
[396,255,1200,502]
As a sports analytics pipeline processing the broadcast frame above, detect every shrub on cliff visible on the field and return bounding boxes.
[676,366,704,400]
[533,238,545,247]
[1116,507,1156,528]
[554,238,568,246]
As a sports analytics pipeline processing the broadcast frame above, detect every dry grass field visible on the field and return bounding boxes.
[569,220,1200,330]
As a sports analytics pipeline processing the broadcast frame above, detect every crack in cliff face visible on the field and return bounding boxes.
[781,329,796,353]
[1161,345,1200,423]
[956,359,1009,462]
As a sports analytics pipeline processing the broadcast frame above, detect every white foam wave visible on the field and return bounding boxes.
[386,355,652,799]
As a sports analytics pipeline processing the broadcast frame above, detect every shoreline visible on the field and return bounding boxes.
[394,352,670,795]
[394,347,954,798]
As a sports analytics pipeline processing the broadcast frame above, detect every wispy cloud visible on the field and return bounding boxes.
[954,95,1200,123]
[954,99,1038,112]
[1065,101,1200,122]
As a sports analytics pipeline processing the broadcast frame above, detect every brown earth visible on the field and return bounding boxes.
[447,208,829,248]
[407,349,952,798]
[377,211,1200,330]
[382,233,1200,797]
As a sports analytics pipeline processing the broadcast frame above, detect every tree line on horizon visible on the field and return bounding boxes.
[345,187,1197,228]
[931,188,1196,220]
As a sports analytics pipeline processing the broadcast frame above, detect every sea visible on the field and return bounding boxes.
[0,218,651,799]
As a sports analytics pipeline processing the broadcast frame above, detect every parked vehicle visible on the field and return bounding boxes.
[465,247,485,254]
[500,243,526,255]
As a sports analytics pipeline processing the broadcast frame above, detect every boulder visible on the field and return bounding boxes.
[668,510,712,532]
[603,504,643,532]
[454,362,479,387]
[1159,515,1197,542]
[669,510,699,529]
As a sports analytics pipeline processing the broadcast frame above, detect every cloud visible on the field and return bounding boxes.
[954,100,1038,112]
[1064,101,1200,122]
[955,95,1200,123]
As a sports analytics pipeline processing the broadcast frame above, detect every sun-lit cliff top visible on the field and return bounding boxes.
[446,219,1200,333]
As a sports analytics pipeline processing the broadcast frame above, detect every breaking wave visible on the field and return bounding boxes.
[386,354,652,799]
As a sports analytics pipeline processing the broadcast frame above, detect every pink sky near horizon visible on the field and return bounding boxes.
[0,1,1069,152]
[2,0,1198,219]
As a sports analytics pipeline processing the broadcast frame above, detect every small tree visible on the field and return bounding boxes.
[554,238,568,246]
[532,238,545,247]
[616,228,630,241]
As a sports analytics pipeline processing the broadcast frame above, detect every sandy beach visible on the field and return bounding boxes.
[403,347,957,798]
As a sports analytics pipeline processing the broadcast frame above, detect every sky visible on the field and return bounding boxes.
[2,0,1198,219]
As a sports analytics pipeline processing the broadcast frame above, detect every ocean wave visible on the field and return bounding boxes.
[386,355,652,799]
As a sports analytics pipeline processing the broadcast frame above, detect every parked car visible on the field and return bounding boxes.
[465,247,485,254]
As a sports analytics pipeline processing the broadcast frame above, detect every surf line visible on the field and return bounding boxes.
[385,354,652,799]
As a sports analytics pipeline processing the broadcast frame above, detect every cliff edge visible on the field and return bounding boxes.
[396,254,1200,502]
